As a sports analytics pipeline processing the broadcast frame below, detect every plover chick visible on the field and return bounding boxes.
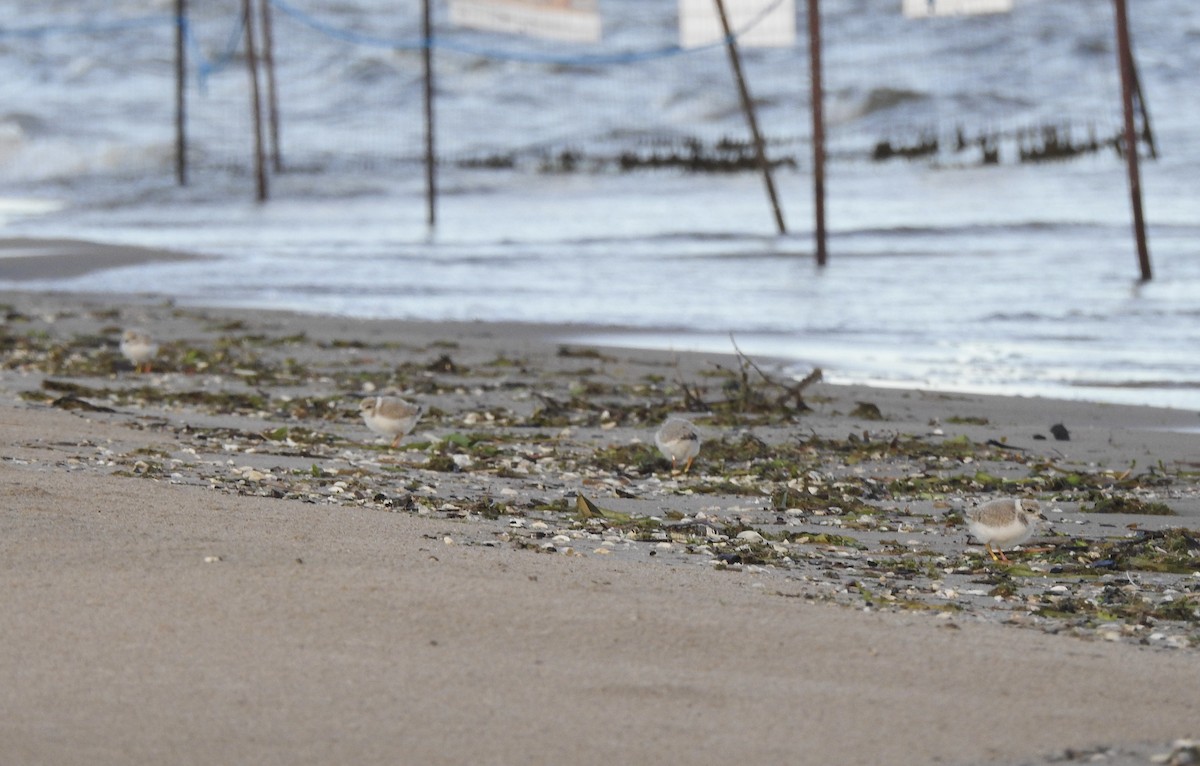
[655,416,701,474]
[966,498,1045,562]
[360,395,422,448]
[120,328,159,373]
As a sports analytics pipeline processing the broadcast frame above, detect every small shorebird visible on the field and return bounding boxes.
[655,416,701,474]
[966,498,1045,562]
[119,328,159,373]
[360,395,422,448]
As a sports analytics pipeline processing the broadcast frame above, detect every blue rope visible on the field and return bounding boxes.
[183,11,246,92]
[269,0,690,63]
[0,0,788,79]
[268,0,426,49]
[265,0,788,65]
[0,10,236,93]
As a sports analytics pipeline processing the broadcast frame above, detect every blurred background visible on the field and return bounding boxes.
[1,0,1197,408]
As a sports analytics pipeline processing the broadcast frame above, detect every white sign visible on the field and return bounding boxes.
[902,0,1014,18]
[679,0,796,49]
[449,0,602,43]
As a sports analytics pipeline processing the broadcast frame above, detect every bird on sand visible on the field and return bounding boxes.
[966,498,1045,562]
[655,416,701,474]
[119,328,159,373]
[359,395,422,448]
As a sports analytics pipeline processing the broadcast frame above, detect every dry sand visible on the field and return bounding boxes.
[1,272,1199,764]
[2,459,1197,766]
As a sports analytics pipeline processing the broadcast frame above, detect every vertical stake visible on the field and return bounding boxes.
[1108,0,1147,282]
[712,0,786,235]
[242,0,268,202]
[174,0,188,186]
[806,0,827,265]
[259,0,283,172]
[422,0,438,228]
[1113,0,1150,281]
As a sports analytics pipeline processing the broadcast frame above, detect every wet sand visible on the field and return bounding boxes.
[0,238,204,281]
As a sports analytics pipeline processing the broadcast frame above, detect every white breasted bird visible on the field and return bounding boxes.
[655,416,701,474]
[119,328,159,373]
[966,497,1046,562]
[359,395,422,448]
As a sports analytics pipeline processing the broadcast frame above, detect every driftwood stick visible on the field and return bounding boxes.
[728,333,823,410]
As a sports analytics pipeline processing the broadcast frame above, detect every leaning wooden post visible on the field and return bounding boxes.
[712,0,786,235]
[174,0,188,186]
[1113,0,1150,281]
[422,0,438,227]
[258,0,284,172]
[806,0,827,265]
[241,0,269,201]
[1129,49,1156,159]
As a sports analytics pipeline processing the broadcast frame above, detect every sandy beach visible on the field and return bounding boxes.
[2,255,1199,764]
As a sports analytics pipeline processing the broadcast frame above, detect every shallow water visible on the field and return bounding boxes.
[1,0,1198,409]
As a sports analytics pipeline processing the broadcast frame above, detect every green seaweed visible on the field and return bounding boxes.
[789,532,866,549]
[1082,495,1176,515]
[849,402,884,420]
[592,443,664,475]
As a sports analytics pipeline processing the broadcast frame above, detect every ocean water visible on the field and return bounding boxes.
[1,0,1198,411]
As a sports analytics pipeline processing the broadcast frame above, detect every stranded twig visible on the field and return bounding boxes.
[729,333,822,412]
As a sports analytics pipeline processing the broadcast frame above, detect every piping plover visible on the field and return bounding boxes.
[119,328,159,373]
[655,416,701,474]
[360,395,421,448]
[966,498,1045,562]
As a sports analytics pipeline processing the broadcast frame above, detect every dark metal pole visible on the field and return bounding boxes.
[1113,0,1150,281]
[712,0,786,235]
[259,0,283,172]
[422,0,437,228]
[174,0,187,186]
[806,0,827,265]
[242,0,268,201]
